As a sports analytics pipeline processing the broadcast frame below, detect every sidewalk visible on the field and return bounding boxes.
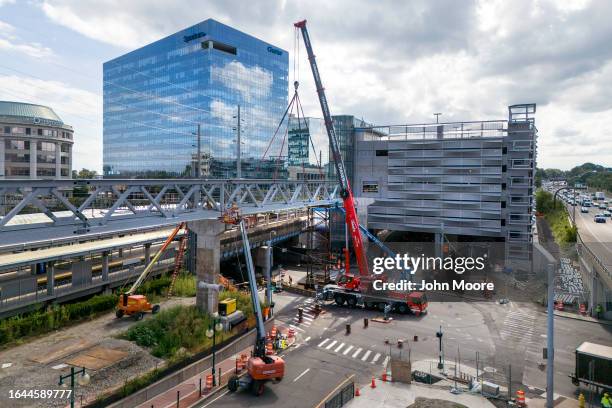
[136,325,296,408]
[137,345,253,408]
[349,380,496,408]
[553,309,612,325]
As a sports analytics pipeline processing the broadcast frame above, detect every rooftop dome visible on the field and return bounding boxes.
[0,101,63,123]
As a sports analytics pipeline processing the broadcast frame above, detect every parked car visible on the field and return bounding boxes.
[594,214,607,223]
[580,206,589,213]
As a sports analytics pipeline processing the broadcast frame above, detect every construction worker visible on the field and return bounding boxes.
[595,303,603,319]
[602,392,611,408]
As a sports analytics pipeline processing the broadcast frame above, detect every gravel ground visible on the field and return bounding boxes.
[0,296,194,408]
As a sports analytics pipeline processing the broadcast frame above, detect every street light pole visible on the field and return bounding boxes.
[436,326,444,369]
[59,366,89,408]
[207,316,223,387]
[434,112,442,124]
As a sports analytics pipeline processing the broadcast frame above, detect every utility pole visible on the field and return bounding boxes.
[236,104,241,179]
[434,112,442,123]
[196,123,201,178]
[436,326,444,369]
[546,261,555,408]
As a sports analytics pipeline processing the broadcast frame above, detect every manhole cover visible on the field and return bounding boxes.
[483,367,497,373]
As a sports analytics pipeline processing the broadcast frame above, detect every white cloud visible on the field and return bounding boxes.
[36,0,612,169]
[0,74,102,171]
[211,61,273,104]
[0,19,53,58]
[0,0,16,6]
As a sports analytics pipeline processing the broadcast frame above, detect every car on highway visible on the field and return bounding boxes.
[603,211,611,218]
[598,203,607,210]
[594,214,607,223]
[608,206,612,212]
[580,206,589,213]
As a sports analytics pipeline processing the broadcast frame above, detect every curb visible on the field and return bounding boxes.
[552,310,612,326]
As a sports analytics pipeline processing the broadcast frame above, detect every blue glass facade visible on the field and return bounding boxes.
[103,19,288,178]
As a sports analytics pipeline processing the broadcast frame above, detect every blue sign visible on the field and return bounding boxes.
[267,46,282,56]
[184,32,206,43]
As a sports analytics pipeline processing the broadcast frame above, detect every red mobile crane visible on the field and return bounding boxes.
[294,20,368,290]
[295,21,427,315]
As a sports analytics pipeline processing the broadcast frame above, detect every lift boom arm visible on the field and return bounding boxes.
[127,223,184,295]
[238,219,267,356]
[294,19,369,277]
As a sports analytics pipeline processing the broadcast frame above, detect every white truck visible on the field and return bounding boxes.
[595,191,605,201]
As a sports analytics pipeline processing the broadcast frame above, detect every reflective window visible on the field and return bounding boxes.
[103,19,289,179]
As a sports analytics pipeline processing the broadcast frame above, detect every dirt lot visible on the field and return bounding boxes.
[0,296,194,408]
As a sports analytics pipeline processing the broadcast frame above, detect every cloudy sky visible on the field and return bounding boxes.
[1,0,611,172]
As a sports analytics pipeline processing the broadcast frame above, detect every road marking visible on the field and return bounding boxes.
[304,336,311,342]
[293,368,311,382]
[301,315,314,321]
[335,342,345,353]
[318,338,330,347]
[361,350,372,361]
[326,340,338,350]
[201,389,229,407]
[304,298,314,303]
[382,356,389,367]
[371,352,381,364]
[343,345,354,355]
[352,348,363,358]
[289,324,305,333]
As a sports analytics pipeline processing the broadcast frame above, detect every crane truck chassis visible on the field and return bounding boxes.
[319,284,428,315]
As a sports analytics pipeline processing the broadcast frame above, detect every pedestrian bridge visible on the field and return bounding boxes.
[0,179,340,247]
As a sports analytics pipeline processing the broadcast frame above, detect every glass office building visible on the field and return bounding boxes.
[103,19,288,178]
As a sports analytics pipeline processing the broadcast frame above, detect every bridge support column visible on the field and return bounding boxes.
[255,246,273,307]
[102,251,109,282]
[189,219,225,314]
[144,243,151,265]
[46,261,55,296]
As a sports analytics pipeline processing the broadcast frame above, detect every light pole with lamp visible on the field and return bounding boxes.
[59,366,90,408]
[206,314,223,386]
[433,112,442,123]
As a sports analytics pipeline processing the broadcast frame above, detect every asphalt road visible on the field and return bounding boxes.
[200,291,612,407]
[569,202,612,272]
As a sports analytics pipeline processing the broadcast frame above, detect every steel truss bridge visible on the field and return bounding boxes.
[0,179,340,246]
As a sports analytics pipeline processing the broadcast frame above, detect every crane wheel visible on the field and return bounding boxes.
[152,305,160,314]
[377,303,387,312]
[115,309,124,319]
[228,375,239,392]
[397,304,408,314]
[251,380,265,396]
[334,294,346,306]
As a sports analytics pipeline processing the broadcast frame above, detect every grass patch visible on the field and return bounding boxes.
[536,189,577,246]
[170,272,196,297]
[0,274,175,348]
[124,289,264,359]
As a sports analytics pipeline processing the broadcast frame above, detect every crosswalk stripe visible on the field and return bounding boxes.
[361,350,372,361]
[352,348,363,358]
[304,336,311,342]
[382,356,389,367]
[326,340,338,350]
[289,324,305,333]
[343,345,354,355]
[304,299,314,303]
[318,339,330,348]
[371,352,381,364]
[301,315,314,321]
[293,319,311,326]
[335,343,345,353]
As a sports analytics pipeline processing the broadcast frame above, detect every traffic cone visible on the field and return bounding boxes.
[355,387,360,397]
[370,377,376,388]
[382,372,388,382]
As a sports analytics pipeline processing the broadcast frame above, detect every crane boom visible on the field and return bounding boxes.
[294,19,369,278]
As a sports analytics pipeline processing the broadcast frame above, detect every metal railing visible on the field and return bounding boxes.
[576,232,611,282]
